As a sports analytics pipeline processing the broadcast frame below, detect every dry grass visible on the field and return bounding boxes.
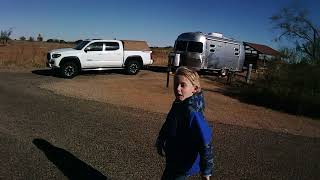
[0,40,170,68]
[0,40,72,68]
[150,47,172,66]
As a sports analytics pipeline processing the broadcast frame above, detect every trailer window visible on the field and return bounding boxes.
[187,42,203,53]
[175,41,188,51]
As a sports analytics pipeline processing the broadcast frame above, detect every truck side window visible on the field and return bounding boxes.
[105,42,119,51]
[86,42,103,51]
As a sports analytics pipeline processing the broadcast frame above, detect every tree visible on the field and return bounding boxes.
[37,34,43,41]
[0,28,13,44]
[59,39,66,43]
[270,7,320,64]
[74,39,83,44]
[28,36,34,41]
[19,36,26,41]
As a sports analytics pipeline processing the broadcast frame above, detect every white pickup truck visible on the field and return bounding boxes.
[47,39,153,78]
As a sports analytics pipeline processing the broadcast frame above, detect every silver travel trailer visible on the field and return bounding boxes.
[170,32,245,75]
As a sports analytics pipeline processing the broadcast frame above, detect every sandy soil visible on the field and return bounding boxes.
[40,70,320,138]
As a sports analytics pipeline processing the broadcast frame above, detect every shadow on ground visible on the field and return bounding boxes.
[33,138,109,180]
[31,69,126,77]
[145,66,224,76]
[31,69,57,76]
[143,65,168,73]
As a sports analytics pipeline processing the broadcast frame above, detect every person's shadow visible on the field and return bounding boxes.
[33,138,108,180]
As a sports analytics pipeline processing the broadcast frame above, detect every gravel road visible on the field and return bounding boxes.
[0,70,319,180]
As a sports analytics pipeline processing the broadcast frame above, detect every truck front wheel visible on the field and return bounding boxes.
[126,61,140,75]
[60,61,79,78]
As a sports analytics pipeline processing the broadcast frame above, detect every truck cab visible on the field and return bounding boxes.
[73,40,124,68]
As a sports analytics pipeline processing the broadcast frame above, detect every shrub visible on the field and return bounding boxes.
[37,34,43,41]
[0,28,13,44]
[19,36,26,41]
[46,39,60,43]
[242,60,320,118]
[74,40,83,44]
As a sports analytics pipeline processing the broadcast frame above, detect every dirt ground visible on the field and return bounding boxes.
[39,70,320,138]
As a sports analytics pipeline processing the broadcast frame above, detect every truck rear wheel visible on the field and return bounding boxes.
[60,61,79,78]
[126,61,140,75]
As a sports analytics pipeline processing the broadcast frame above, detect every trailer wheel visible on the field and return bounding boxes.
[220,68,228,76]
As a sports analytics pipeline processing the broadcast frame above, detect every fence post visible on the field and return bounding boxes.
[166,54,172,88]
[227,71,234,84]
[246,64,252,84]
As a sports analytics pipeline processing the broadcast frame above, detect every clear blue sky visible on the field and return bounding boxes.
[0,0,319,49]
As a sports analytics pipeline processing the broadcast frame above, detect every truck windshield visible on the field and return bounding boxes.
[73,40,90,50]
[175,41,203,53]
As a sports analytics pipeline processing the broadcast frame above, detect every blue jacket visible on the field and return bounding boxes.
[156,92,214,176]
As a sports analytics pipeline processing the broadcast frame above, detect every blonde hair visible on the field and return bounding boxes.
[175,66,201,92]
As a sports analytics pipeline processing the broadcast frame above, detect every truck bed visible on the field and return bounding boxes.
[122,40,151,51]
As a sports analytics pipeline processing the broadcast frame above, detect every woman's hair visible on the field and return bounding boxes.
[175,66,201,92]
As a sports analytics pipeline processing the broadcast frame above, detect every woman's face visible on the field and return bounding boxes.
[174,75,197,101]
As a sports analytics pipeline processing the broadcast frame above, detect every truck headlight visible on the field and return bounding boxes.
[52,54,61,58]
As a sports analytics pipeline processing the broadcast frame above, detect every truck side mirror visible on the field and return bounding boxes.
[84,47,91,53]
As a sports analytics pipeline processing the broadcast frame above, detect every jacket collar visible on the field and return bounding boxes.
[174,91,205,112]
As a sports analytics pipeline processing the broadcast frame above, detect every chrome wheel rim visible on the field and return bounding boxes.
[129,64,138,73]
[65,65,75,77]
[221,69,227,76]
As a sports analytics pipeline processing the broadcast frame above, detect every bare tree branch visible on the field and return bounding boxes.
[271,7,319,63]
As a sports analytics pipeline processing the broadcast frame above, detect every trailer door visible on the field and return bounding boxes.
[207,40,240,70]
[207,40,224,69]
[221,42,240,70]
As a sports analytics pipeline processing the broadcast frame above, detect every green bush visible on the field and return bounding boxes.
[242,60,320,118]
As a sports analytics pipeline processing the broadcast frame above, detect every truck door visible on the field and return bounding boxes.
[83,42,104,68]
[99,41,123,67]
